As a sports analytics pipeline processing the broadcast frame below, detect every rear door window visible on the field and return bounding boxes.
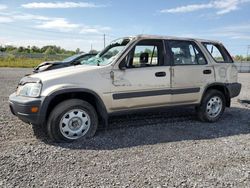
[167,40,207,65]
[202,43,233,63]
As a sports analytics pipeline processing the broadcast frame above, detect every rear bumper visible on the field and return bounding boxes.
[9,93,45,125]
[226,83,241,98]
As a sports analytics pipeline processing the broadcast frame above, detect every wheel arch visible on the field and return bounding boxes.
[40,88,108,126]
[202,83,231,107]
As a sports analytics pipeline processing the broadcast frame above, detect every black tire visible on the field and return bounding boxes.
[196,89,226,122]
[32,123,48,141]
[47,99,98,143]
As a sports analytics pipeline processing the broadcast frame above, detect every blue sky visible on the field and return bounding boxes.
[0,0,250,56]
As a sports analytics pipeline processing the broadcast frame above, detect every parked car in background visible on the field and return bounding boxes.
[10,35,241,143]
[33,53,97,73]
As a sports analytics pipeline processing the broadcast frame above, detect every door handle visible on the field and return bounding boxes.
[203,69,212,74]
[155,71,166,77]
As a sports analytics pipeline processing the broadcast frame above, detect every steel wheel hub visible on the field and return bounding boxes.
[206,96,222,118]
[59,109,91,140]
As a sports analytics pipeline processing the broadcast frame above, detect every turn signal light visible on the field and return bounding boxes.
[31,107,39,113]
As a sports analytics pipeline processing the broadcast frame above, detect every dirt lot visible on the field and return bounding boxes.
[0,68,249,187]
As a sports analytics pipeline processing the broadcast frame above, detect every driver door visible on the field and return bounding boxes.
[110,39,171,111]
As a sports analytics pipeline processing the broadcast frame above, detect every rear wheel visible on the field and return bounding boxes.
[196,89,226,122]
[47,99,98,142]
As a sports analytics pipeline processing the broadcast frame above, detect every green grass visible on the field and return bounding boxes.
[0,57,59,68]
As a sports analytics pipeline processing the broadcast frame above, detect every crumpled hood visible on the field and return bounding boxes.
[38,61,63,66]
[34,61,63,69]
[30,65,102,82]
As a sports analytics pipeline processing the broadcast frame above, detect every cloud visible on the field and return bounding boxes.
[0,4,7,10]
[35,18,80,31]
[208,23,250,40]
[173,23,250,43]
[21,1,103,9]
[161,4,213,13]
[0,16,13,23]
[0,11,111,34]
[80,26,111,34]
[0,11,53,21]
[12,13,51,21]
[34,18,111,34]
[36,19,111,34]
[160,0,250,15]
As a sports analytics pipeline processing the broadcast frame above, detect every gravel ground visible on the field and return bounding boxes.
[0,68,249,187]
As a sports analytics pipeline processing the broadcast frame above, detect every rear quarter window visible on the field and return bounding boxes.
[202,42,233,63]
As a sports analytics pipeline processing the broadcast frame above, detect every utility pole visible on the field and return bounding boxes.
[103,34,106,48]
[247,45,250,61]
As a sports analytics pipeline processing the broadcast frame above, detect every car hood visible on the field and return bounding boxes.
[38,61,65,67]
[34,61,64,69]
[30,64,102,82]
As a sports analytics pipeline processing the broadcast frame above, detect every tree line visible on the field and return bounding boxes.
[0,45,249,61]
[233,55,250,62]
[0,45,98,55]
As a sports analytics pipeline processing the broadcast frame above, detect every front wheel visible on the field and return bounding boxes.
[47,99,98,142]
[196,90,226,122]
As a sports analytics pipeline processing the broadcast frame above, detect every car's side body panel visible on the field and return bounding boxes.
[9,35,242,127]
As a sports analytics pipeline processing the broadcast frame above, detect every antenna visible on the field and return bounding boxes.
[103,34,106,48]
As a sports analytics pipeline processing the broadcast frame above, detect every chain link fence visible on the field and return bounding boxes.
[234,62,250,73]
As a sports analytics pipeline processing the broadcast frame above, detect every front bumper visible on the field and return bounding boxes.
[9,93,45,125]
[226,83,242,98]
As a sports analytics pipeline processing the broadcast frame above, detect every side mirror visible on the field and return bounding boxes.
[119,59,126,70]
[140,53,149,64]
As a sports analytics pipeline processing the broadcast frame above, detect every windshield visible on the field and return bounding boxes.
[80,38,132,66]
[62,54,84,63]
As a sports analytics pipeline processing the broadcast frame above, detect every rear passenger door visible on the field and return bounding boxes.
[166,40,215,104]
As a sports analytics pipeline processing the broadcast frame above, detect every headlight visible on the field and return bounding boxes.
[16,83,42,97]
